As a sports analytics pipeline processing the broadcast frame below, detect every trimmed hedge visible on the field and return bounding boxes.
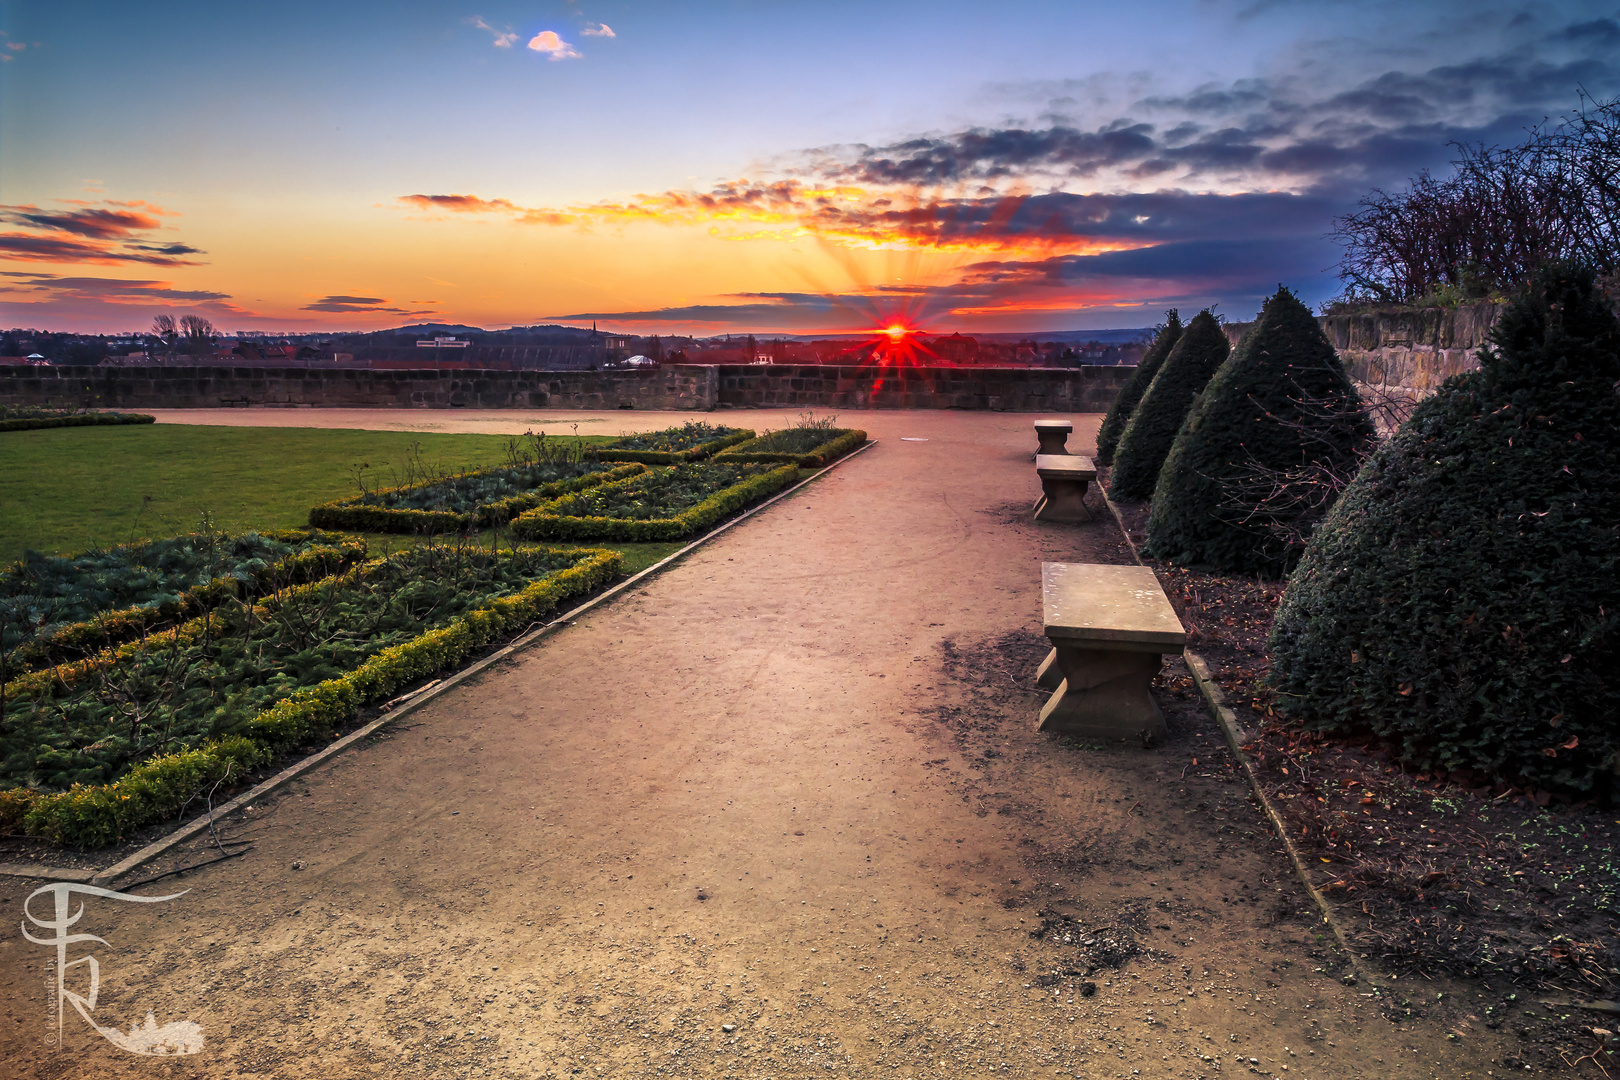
[511,463,799,542]
[0,412,156,433]
[5,546,621,847]
[1146,287,1372,575]
[1096,311,1181,466]
[597,428,755,464]
[1269,264,1620,792]
[308,463,646,534]
[1107,311,1229,501]
[6,538,367,675]
[714,428,867,467]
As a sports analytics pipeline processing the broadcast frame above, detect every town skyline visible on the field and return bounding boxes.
[2,0,1617,334]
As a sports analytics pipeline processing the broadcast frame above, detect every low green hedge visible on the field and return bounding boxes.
[6,538,368,675]
[3,546,621,847]
[596,429,755,464]
[0,412,156,433]
[714,428,867,467]
[511,463,799,542]
[307,463,646,534]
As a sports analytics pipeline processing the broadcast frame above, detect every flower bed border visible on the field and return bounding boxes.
[595,428,755,464]
[713,428,867,468]
[509,463,799,542]
[0,546,621,848]
[5,534,368,675]
[0,413,156,433]
[307,462,646,534]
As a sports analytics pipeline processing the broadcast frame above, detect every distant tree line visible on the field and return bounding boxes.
[1331,93,1619,307]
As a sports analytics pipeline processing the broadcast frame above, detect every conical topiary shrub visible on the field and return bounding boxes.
[1145,286,1372,575]
[1095,311,1181,465]
[1107,310,1230,501]
[1268,264,1620,792]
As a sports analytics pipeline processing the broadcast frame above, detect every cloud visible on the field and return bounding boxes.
[527,31,580,60]
[0,204,163,239]
[398,193,520,213]
[581,23,614,37]
[300,294,438,315]
[0,232,201,266]
[470,16,519,48]
[0,273,232,303]
[0,196,203,267]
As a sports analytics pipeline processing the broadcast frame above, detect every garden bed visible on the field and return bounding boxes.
[596,422,754,464]
[0,542,619,847]
[0,404,156,433]
[714,426,866,467]
[2,528,364,670]
[308,461,645,533]
[511,461,798,542]
[1110,490,1620,1003]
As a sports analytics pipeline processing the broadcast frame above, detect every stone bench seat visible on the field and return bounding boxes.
[1032,454,1097,522]
[1034,562,1187,742]
[1033,418,1072,456]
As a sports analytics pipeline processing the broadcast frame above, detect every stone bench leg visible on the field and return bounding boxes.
[1035,646,1061,689]
[1036,429,1070,455]
[1032,477,1092,522]
[1036,644,1168,742]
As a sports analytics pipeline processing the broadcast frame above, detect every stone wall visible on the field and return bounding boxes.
[0,362,1134,414]
[715,363,1132,412]
[0,364,719,412]
[1221,302,1502,400]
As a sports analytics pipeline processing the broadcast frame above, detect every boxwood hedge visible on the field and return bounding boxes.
[714,428,866,467]
[1096,311,1181,466]
[0,412,156,433]
[597,424,755,464]
[1146,286,1371,575]
[1107,310,1229,501]
[511,463,799,542]
[1268,264,1620,792]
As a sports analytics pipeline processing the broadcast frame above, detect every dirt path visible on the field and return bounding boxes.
[2,411,1525,1078]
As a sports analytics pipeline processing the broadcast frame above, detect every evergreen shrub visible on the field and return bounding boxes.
[1269,264,1620,791]
[1096,311,1181,465]
[1146,287,1372,575]
[0,412,156,433]
[1107,311,1230,501]
[714,428,866,467]
[597,424,755,464]
[511,463,798,542]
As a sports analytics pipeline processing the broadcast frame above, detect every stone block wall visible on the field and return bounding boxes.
[715,364,1133,412]
[0,365,718,412]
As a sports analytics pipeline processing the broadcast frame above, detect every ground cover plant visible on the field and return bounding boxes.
[0,526,363,673]
[1146,287,1372,575]
[1269,264,1620,794]
[0,542,620,847]
[512,461,798,542]
[597,422,754,463]
[0,424,579,561]
[1107,309,1229,501]
[714,412,866,467]
[1095,310,1181,466]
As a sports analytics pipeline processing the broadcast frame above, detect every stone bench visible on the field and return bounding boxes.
[1032,454,1097,522]
[1034,562,1187,742]
[1034,419,1072,456]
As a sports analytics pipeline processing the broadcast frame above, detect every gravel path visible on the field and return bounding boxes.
[1,410,1518,1078]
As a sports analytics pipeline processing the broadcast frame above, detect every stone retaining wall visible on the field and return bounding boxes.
[0,363,1134,413]
[714,363,1133,411]
[0,364,719,411]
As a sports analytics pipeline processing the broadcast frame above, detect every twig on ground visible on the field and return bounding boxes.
[120,846,251,892]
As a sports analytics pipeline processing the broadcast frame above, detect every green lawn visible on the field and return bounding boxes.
[0,425,684,567]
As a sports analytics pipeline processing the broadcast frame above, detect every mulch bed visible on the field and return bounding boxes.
[1108,489,1620,1019]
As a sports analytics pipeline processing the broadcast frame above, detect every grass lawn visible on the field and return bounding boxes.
[0,424,619,563]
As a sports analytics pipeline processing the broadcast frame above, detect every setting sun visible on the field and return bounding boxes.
[885,324,907,341]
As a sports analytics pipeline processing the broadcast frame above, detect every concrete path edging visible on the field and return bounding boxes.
[1099,485,1382,991]
[1,441,876,887]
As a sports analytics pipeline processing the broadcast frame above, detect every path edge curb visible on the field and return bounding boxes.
[1099,482,1382,992]
[5,440,877,887]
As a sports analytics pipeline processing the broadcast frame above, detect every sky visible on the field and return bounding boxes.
[1,1,1617,336]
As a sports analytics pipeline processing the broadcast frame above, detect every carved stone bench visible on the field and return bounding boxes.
[1034,562,1187,742]
[1034,419,1072,456]
[1032,454,1097,522]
